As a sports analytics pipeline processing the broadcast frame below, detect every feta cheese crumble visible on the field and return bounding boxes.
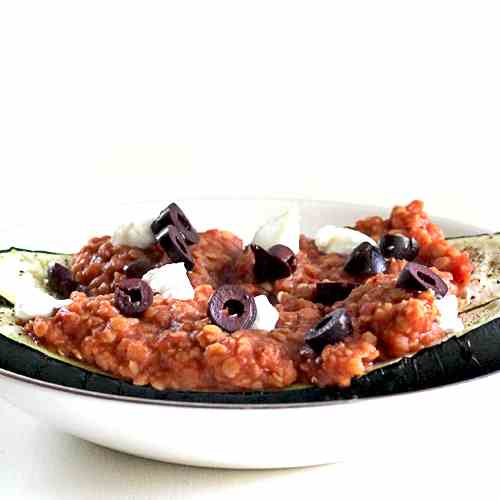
[314,226,377,255]
[252,295,280,331]
[142,263,195,300]
[15,287,71,321]
[252,206,300,254]
[112,219,156,249]
[436,294,463,334]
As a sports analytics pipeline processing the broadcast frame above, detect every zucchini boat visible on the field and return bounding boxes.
[0,234,499,405]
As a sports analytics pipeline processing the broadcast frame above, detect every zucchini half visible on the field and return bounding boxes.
[0,235,499,405]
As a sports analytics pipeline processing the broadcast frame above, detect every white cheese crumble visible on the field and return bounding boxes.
[251,295,280,331]
[112,219,156,249]
[436,294,463,334]
[252,206,300,254]
[142,263,195,300]
[314,226,377,255]
[15,286,71,321]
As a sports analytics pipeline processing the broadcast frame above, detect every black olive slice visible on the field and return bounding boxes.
[269,244,297,272]
[123,259,156,279]
[314,282,356,306]
[304,308,353,354]
[208,285,257,333]
[156,225,195,271]
[396,262,448,297]
[379,234,420,261]
[47,263,79,299]
[151,202,199,245]
[115,278,154,316]
[251,244,296,282]
[344,242,387,277]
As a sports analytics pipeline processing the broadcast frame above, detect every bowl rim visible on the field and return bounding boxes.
[0,197,492,409]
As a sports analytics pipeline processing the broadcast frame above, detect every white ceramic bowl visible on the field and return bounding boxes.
[0,199,492,469]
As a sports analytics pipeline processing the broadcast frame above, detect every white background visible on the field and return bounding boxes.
[0,1,499,499]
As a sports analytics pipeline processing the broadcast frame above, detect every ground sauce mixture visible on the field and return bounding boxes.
[23,201,473,391]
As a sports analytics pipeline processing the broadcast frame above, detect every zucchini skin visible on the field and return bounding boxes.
[349,318,500,397]
[1,318,499,405]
